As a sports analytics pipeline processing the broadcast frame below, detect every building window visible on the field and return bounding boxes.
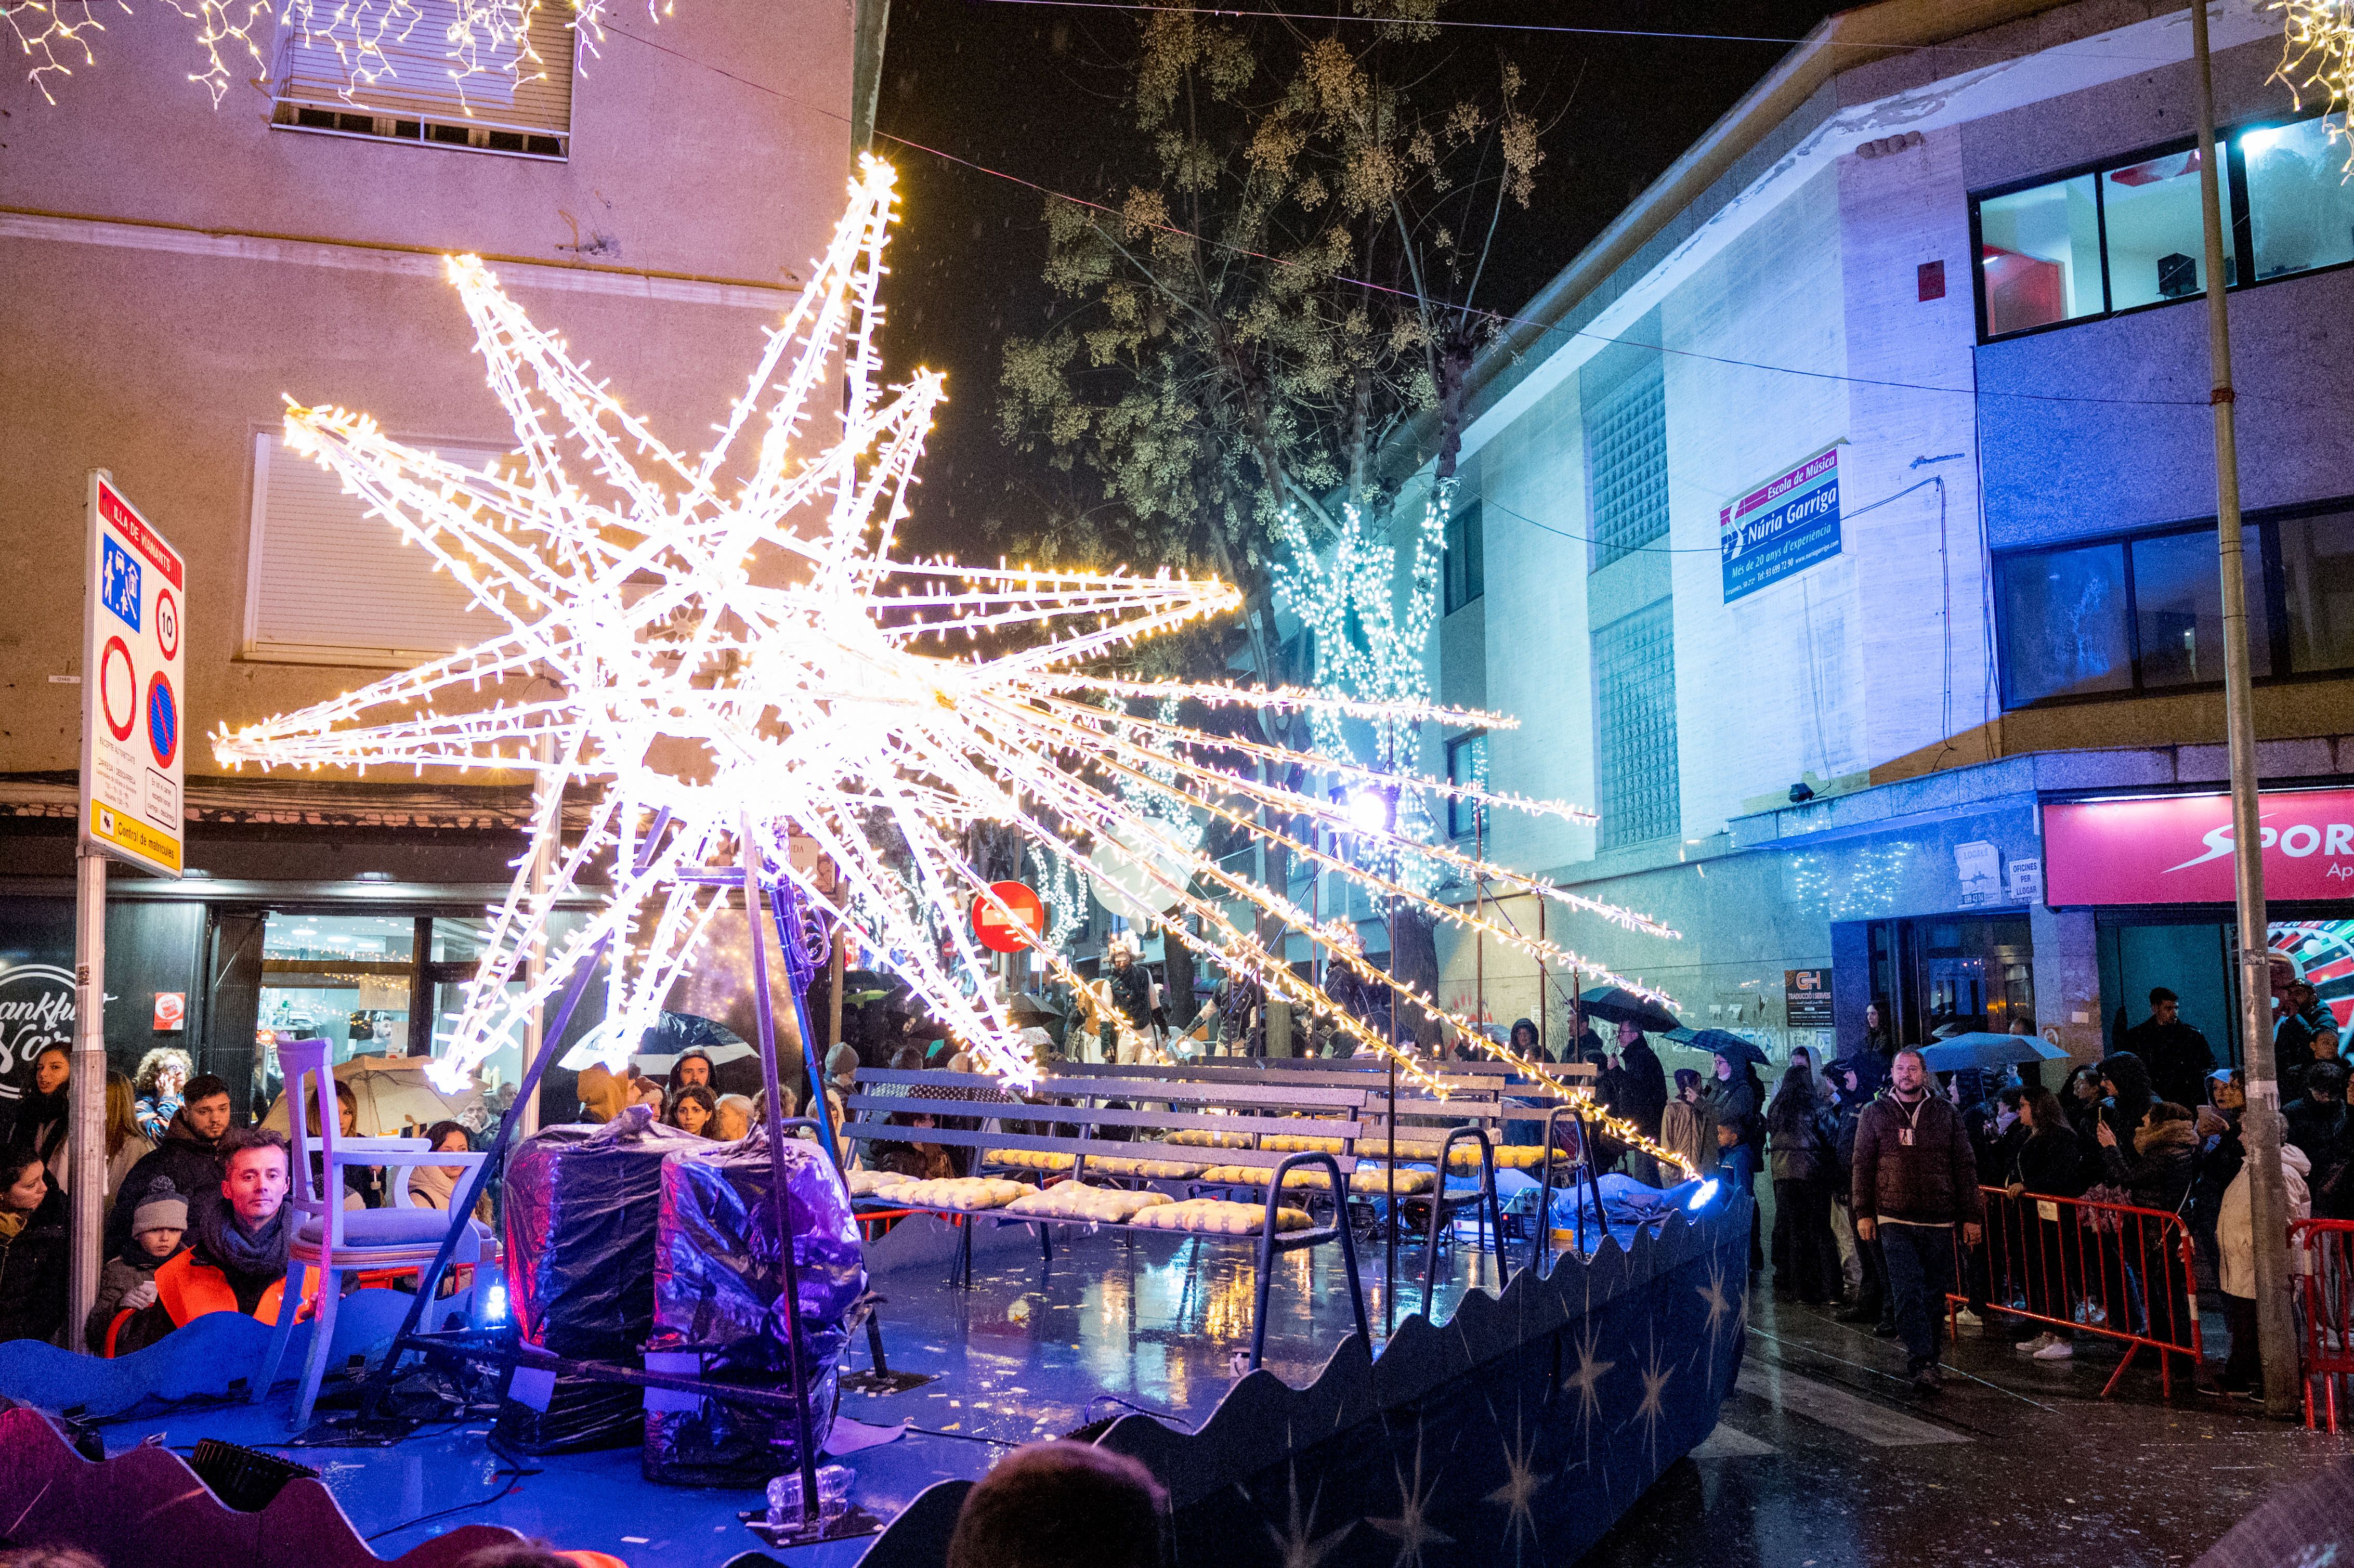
[270,0,574,159]
[243,430,507,667]
[1444,501,1485,615]
[1990,506,2354,708]
[1592,599,1679,848]
[1588,363,1669,570]
[1971,113,2353,341]
[1445,731,1488,841]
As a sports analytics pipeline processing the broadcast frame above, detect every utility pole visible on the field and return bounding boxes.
[2189,0,2295,1418]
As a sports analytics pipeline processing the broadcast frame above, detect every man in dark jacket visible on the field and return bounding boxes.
[105,1074,233,1261]
[1614,1022,1670,1147]
[2286,1061,2353,1220]
[1851,1049,1984,1393]
[2122,990,2216,1113]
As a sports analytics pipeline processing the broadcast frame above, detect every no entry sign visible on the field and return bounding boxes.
[972,880,1045,953]
[80,473,186,878]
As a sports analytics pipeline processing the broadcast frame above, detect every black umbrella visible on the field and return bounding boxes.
[1575,986,1680,1034]
[1009,991,1067,1025]
[1688,1029,1769,1066]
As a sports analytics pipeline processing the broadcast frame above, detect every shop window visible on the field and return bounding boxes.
[1976,174,2104,334]
[258,913,416,1067]
[1971,116,2349,342]
[1996,541,2131,704]
[244,430,509,667]
[270,0,572,159]
[1588,364,1669,570]
[1592,598,1679,848]
[1445,731,1487,840]
[1444,501,1485,614]
[1996,503,2354,707]
[2245,119,2354,280]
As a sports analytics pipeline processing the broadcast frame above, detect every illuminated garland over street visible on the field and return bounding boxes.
[212,156,1691,1172]
[3,0,649,106]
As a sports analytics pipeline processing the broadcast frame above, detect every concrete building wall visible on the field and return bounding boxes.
[0,1,854,785]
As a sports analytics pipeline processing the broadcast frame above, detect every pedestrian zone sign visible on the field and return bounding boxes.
[80,472,186,878]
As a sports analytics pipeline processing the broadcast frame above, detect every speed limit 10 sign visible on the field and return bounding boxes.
[79,472,186,878]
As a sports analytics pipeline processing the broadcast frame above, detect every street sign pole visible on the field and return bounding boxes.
[74,471,188,1349]
[2188,1,2293,1416]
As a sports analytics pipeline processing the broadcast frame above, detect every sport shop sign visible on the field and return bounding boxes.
[2042,788,2354,905]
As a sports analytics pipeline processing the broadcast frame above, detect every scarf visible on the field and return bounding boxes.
[0,1212,24,1240]
[194,1189,290,1282]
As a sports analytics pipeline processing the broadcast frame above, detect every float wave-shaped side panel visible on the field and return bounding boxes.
[858,1195,1753,1567]
[0,1406,520,1568]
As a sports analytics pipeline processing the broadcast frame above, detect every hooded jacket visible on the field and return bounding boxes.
[104,1107,224,1261]
[2100,1114,2200,1216]
[2218,1143,2310,1298]
[0,1184,69,1344]
[1660,1095,1719,1179]
[1850,1088,1985,1226]
[2095,1053,2157,1150]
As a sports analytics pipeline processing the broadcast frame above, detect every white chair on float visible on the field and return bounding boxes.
[256,1037,491,1429]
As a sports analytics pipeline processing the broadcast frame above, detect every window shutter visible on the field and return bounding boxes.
[274,0,573,140]
[245,431,510,668]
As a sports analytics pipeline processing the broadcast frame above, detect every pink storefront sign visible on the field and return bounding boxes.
[2042,789,2354,905]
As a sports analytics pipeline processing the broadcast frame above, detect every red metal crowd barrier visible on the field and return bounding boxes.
[2292,1217,2354,1433]
[1946,1184,2204,1397]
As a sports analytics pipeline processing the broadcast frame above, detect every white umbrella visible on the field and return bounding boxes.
[260,1053,484,1138]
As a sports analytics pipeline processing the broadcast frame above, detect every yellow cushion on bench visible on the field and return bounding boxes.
[1004,1184,1172,1222]
[891,1177,1031,1211]
[986,1149,1077,1172]
[1128,1198,1314,1236]
[1167,1128,1258,1149]
[1088,1155,1209,1180]
[847,1169,913,1197]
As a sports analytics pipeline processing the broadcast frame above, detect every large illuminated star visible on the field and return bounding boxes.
[215,157,1692,1118]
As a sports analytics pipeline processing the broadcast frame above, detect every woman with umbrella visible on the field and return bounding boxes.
[1695,1031,1770,1274]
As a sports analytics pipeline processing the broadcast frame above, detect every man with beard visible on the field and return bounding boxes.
[104,1073,234,1260]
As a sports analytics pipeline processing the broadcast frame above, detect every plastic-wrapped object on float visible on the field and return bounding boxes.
[491,1371,647,1456]
[503,1109,714,1360]
[642,1130,866,1486]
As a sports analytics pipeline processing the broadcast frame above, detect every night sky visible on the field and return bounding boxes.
[870,0,1848,564]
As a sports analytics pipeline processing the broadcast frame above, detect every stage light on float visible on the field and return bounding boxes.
[210,156,1703,1179]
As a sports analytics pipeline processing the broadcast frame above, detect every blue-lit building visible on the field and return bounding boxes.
[1397,0,2354,1066]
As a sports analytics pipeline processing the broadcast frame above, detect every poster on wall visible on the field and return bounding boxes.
[1721,445,1842,603]
[0,904,76,1103]
[2270,921,2354,1033]
[1785,969,1834,1027]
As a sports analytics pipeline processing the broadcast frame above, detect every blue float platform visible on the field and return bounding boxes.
[0,1192,1749,1567]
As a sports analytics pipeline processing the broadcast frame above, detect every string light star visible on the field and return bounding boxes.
[213,155,1690,1133]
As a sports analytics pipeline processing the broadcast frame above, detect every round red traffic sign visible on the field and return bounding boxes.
[146,671,178,767]
[99,636,136,740]
[971,880,1045,953]
[154,587,179,661]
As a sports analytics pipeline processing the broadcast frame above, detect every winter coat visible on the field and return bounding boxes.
[2190,1110,2245,1229]
[2286,1097,2354,1219]
[86,1249,172,1356]
[0,1187,70,1344]
[2096,1053,2156,1148]
[2122,1017,2217,1111]
[103,1132,153,1206]
[2100,1116,2201,1217]
[1661,1096,1718,1179]
[1828,1096,1865,1178]
[2218,1144,2311,1299]
[2010,1127,2087,1200]
[1707,1074,1763,1155]
[104,1109,224,1262]
[1850,1090,1985,1226]
[1615,1039,1669,1141]
[1765,1080,1827,1184]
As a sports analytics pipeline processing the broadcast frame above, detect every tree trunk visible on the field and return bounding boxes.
[1391,904,1444,1048]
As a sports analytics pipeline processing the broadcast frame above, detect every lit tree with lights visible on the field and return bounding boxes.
[998,0,1552,989]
